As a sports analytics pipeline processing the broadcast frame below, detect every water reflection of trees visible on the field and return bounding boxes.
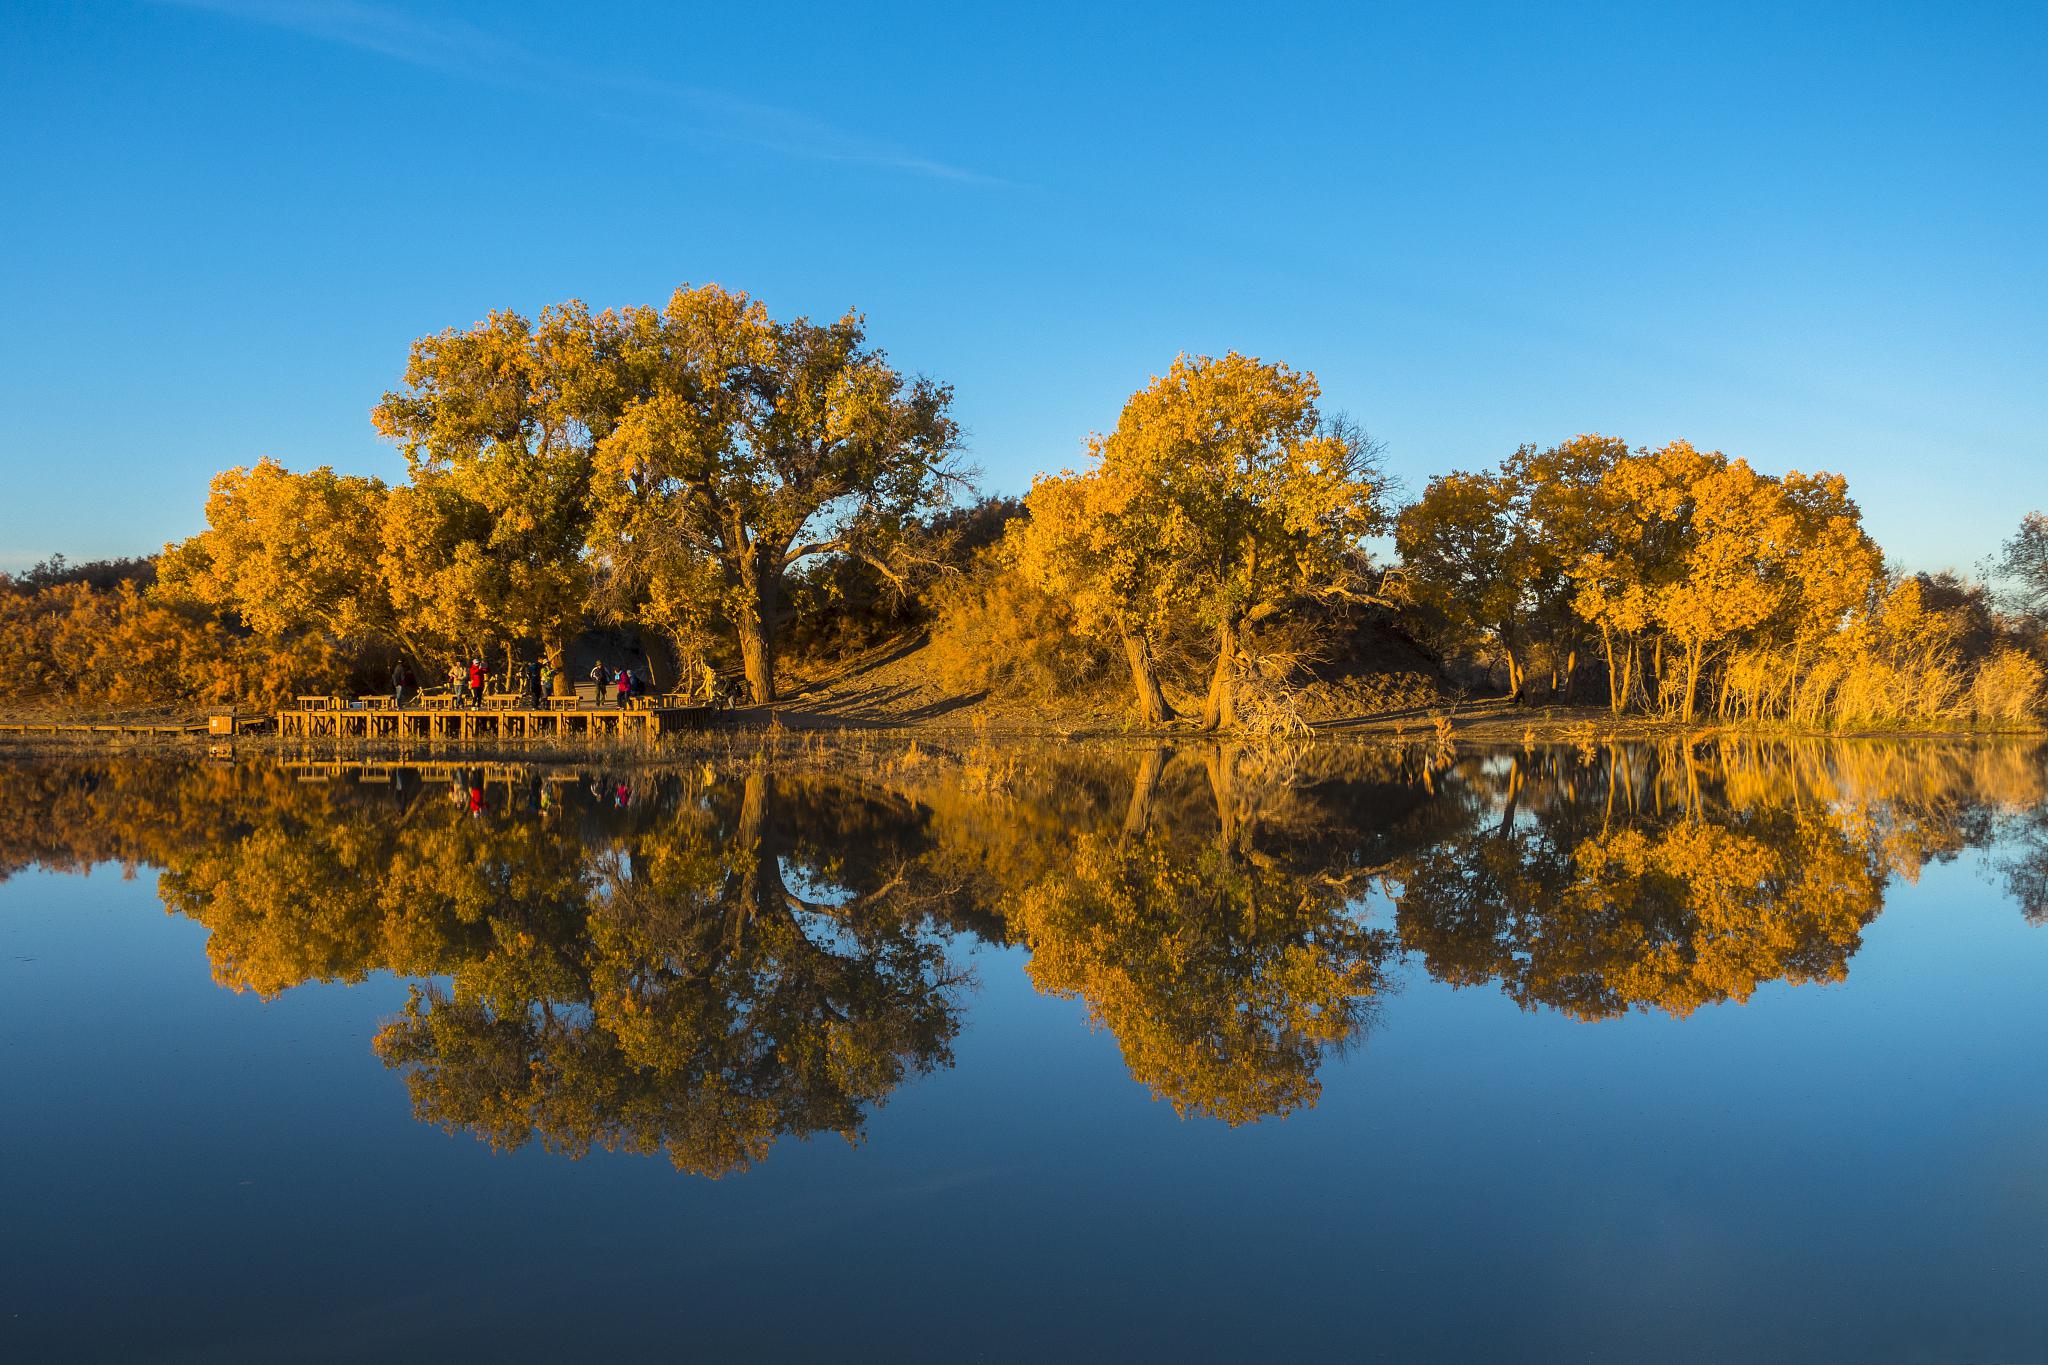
[1004,747,1410,1124]
[1394,786,1885,1019]
[8,762,965,1176]
[0,736,2039,1164]
[363,773,963,1175]
[1396,741,2046,1018]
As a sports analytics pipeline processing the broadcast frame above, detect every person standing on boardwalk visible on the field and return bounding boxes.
[616,668,633,708]
[447,660,466,705]
[589,660,610,705]
[468,659,486,706]
[391,661,415,709]
[522,658,542,706]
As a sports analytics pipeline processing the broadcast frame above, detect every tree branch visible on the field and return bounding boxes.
[782,537,843,567]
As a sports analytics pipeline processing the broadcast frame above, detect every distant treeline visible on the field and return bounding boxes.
[2,284,2044,727]
[1394,439,2047,726]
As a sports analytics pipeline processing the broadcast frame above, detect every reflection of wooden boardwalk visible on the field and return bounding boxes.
[283,759,587,785]
[276,703,709,743]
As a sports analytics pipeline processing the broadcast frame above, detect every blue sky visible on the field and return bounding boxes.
[2,0,2042,573]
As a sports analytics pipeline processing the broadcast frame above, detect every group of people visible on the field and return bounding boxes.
[439,771,635,818]
[384,654,723,710]
[387,657,556,708]
[383,657,663,708]
[446,659,490,706]
[588,661,647,707]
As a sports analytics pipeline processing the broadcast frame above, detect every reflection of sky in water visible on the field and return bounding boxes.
[1,742,2044,1362]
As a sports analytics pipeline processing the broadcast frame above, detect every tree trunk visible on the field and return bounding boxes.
[391,621,430,676]
[737,614,772,705]
[734,547,778,704]
[1601,626,1622,714]
[546,635,571,695]
[734,768,777,931]
[635,630,667,692]
[1203,746,1242,851]
[1200,617,1240,731]
[1498,755,1522,836]
[1119,628,1176,725]
[664,628,699,702]
[1122,747,1168,838]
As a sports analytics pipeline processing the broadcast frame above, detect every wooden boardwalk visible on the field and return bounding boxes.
[0,721,207,737]
[276,701,710,743]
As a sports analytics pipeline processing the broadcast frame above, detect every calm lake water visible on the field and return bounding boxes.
[2,739,2045,1363]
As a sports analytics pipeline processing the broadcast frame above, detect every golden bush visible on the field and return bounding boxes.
[1969,647,2045,725]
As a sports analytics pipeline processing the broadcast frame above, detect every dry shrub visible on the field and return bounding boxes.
[1567,720,1599,762]
[1718,648,1790,723]
[1710,578,2037,729]
[1818,579,1975,726]
[1969,648,2045,725]
[1238,610,1442,721]
[959,740,1021,794]
[1230,648,1315,736]
[926,554,1112,700]
[1824,653,1967,727]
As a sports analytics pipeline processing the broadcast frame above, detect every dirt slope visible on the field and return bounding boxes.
[771,627,1449,735]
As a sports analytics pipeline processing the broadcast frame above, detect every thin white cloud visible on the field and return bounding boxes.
[151,0,1001,184]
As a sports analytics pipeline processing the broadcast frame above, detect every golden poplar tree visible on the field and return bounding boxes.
[1013,352,1385,728]
[373,304,607,675]
[157,457,400,650]
[587,285,963,704]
